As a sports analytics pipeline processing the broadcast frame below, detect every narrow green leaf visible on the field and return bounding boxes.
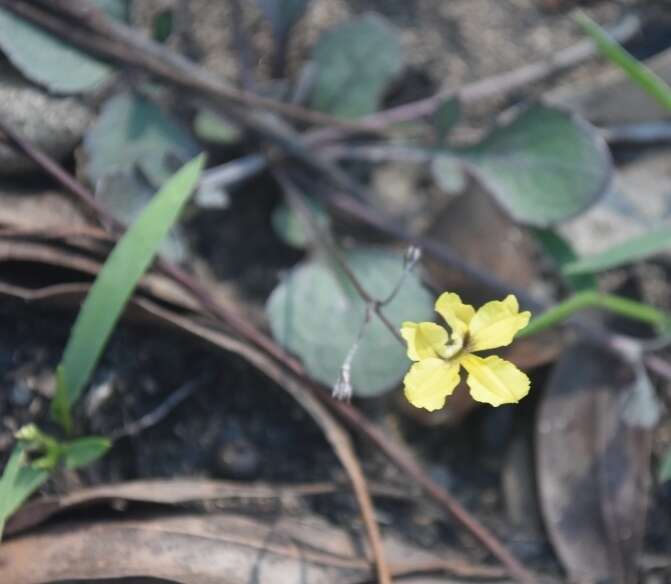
[532,228,597,291]
[576,12,671,112]
[62,437,111,470]
[271,198,330,249]
[53,154,205,428]
[563,226,671,275]
[0,446,49,540]
[52,366,73,436]
[520,290,671,338]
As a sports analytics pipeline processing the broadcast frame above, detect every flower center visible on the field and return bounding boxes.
[437,332,464,360]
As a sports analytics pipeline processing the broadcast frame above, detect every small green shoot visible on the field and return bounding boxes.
[0,426,110,541]
[54,153,205,431]
[576,12,671,112]
[519,290,671,338]
[0,445,49,541]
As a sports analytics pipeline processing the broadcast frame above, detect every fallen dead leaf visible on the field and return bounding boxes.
[536,342,652,584]
[0,187,89,229]
[425,184,541,304]
[0,236,200,312]
[0,509,505,583]
[5,478,408,537]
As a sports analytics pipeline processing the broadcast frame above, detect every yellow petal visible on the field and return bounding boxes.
[435,292,475,339]
[467,294,531,352]
[460,354,530,406]
[400,321,449,361]
[403,358,461,411]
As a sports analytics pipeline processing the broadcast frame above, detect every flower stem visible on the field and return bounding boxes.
[518,291,671,338]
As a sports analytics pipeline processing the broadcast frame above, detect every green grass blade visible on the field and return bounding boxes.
[576,12,671,112]
[0,446,49,540]
[519,290,671,338]
[53,154,205,428]
[62,436,111,470]
[563,226,671,275]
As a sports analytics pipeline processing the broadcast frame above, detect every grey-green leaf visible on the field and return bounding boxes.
[0,0,128,94]
[266,249,434,396]
[193,109,242,145]
[310,14,404,119]
[83,92,200,188]
[563,226,671,275]
[271,198,330,249]
[460,104,612,226]
[53,154,205,428]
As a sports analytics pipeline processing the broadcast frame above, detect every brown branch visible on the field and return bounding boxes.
[305,13,641,145]
[0,0,365,131]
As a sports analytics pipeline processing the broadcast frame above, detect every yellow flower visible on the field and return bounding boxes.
[401,293,531,411]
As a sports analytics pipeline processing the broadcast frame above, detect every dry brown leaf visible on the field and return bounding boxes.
[536,343,652,584]
[5,478,408,537]
[0,187,89,229]
[424,185,540,305]
[0,237,200,312]
[0,510,502,583]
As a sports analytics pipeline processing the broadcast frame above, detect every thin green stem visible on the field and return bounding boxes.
[518,291,671,338]
[576,12,671,112]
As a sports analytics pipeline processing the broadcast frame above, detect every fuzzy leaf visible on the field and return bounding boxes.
[0,0,128,94]
[460,104,612,226]
[267,249,433,396]
[84,92,200,188]
[310,14,403,119]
